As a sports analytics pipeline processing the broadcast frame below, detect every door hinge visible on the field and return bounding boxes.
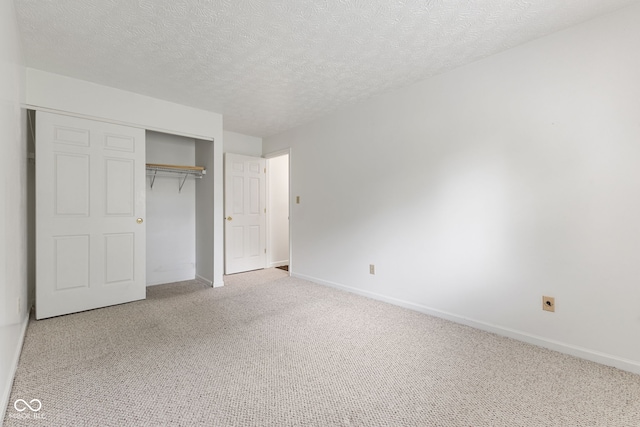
[264,168,266,173]
[264,208,266,213]
[264,248,266,254]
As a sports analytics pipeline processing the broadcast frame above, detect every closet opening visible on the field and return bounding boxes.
[146,131,214,287]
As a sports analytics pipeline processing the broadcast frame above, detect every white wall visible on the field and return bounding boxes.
[146,131,196,286]
[264,4,640,374]
[0,0,29,420]
[267,154,289,267]
[26,69,216,140]
[223,130,262,156]
[196,129,254,287]
[195,135,224,287]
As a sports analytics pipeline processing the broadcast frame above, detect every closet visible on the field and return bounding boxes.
[34,111,219,320]
[145,131,204,286]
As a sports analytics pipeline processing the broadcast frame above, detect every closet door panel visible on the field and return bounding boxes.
[53,235,90,290]
[36,111,146,319]
[105,157,135,216]
[54,153,90,216]
[104,232,135,284]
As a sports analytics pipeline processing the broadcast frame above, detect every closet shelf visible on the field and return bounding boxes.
[146,163,206,192]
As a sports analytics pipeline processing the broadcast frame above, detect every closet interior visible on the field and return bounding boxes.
[146,131,206,286]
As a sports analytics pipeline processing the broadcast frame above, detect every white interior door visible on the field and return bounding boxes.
[36,111,146,319]
[224,153,266,274]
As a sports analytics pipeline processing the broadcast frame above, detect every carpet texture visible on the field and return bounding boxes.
[4,269,640,426]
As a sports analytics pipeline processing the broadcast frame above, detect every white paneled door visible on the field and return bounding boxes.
[224,153,266,274]
[36,111,146,319]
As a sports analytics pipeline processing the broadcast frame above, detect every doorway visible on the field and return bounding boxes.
[266,151,290,272]
[223,150,290,275]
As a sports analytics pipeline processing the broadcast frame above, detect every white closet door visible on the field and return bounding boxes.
[36,111,146,319]
[224,153,266,274]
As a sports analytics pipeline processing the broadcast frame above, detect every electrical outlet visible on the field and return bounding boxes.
[542,296,555,312]
[369,264,375,275]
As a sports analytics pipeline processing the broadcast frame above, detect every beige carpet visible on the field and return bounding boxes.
[4,269,640,426]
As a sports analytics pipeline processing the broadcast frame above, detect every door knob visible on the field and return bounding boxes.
[226,216,233,221]
[136,218,143,224]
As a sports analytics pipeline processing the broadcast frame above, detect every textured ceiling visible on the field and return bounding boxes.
[15,0,639,137]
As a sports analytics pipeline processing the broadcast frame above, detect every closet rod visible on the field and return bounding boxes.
[146,163,206,192]
[146,163,206,173]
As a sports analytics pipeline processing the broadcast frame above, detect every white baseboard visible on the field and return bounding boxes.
[195,275,213,287]
[269,260,289,268]
[213,280,225,288]
[146,274,196,287]
[1,313,30,426]
[292,272,640,375]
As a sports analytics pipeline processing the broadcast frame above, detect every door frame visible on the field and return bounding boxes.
[264,148,292,276]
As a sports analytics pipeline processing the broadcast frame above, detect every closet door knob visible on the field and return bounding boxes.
[136,218,144,224]
[226,216,233,221]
